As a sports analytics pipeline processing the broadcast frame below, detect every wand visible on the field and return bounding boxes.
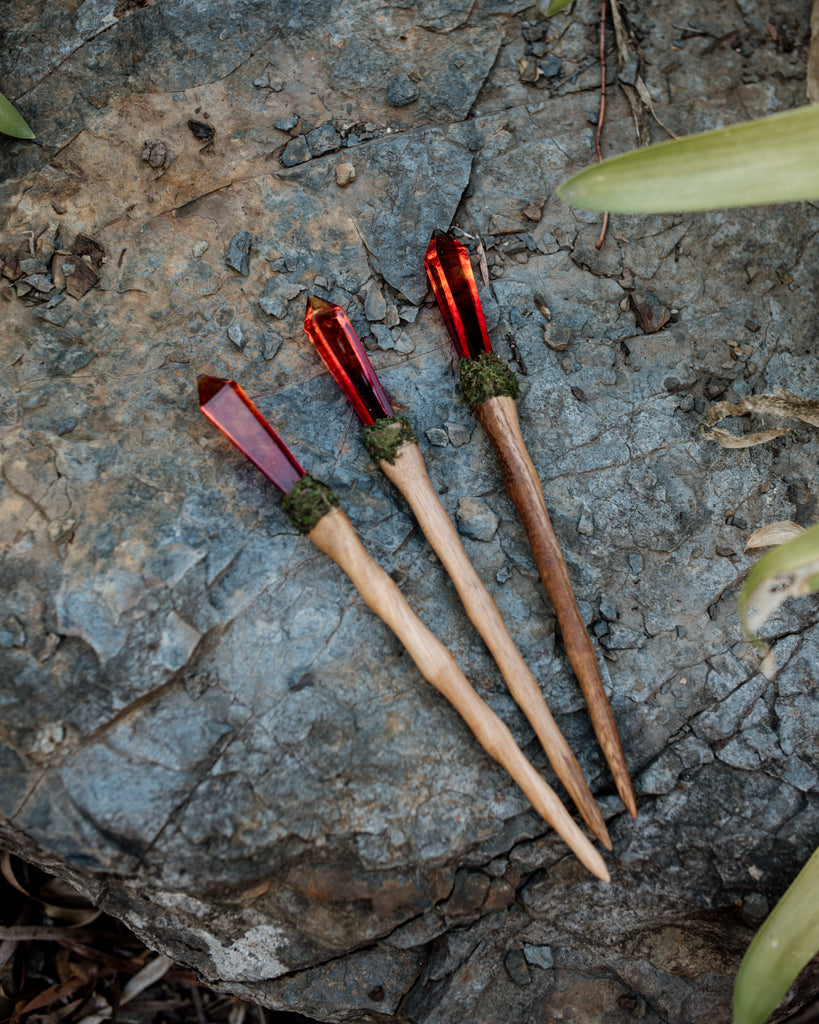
[424,231,637,818]
[304,297,610,848]
[198,374,610,881]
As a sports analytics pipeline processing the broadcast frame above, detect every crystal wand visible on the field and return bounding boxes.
[304,297,610,849]
[198,374,609,881]
[424,232,637,818]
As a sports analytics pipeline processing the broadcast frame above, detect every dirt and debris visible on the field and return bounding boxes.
[0,856,317,1024]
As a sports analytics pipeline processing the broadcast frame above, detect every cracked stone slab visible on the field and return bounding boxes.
[1,0,819,1022]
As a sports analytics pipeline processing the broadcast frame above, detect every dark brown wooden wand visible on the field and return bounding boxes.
[424,231,638,818]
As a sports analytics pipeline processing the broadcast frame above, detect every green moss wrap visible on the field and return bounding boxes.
[282,474,340,534]
[361,415,418,465]
[459,353,520,410]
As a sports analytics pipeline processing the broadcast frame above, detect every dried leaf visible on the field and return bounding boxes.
[609,0,677,145]
[20,978,85,1014]
[700,389,819,448]
[745,521,805,551]
[120,955,173,1005]
[1,853,31,896]
[75,993,113,1024]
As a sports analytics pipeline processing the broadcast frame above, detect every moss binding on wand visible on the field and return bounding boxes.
[459,353,520,410]
[362,415,418,464]
[282,474,340,533]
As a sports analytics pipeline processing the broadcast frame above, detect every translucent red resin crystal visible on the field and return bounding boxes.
[198,375,304,493]
[424,231,492,361]
[304,296,394,426]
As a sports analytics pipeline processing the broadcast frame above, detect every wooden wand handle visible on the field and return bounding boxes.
[475,394,637,818]
[308,506,610,882]
[379,441,610,849]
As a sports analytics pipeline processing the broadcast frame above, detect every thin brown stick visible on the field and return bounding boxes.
[475,395,637,818]
[595,0,609,250]
[308,506,610,881]
[380,441,611,848]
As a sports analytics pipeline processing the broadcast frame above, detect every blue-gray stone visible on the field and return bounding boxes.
[387,73,420,107]
[227,231,252,276]
[307,123,341,156]
[280,135,311,167]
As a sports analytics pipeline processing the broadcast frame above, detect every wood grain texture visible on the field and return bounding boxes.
[380,441,610,848]
[308,506,610,882]
[475,394,637,817]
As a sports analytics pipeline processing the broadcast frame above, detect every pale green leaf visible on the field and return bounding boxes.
[0,92,34,139]
[739,520,819,640]
[733,845,819,1024]
[545,0,575,13]
[558,105,819,212]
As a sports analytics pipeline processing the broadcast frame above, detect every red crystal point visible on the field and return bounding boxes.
[424,231,493,361]
[198,375,305,493]
[304,296,394,426]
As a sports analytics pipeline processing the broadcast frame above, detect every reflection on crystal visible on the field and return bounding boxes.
[304,297,394,426]
[198,375,304,493]
[424,231,492,361]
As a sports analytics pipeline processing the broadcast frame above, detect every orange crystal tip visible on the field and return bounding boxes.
[198,375,305,493]
[424,231,493,361]
[304,296,393,426]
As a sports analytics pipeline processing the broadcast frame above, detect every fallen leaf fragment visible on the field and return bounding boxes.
[701,388,819,448]
[745,521,805,551]
[120,954,174,1004]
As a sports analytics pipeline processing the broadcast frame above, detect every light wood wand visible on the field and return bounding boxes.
[424,231,637,818]
[198,374,610,881]
[303,297,610,849]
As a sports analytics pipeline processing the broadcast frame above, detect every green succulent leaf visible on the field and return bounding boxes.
[558,105,819,212]
[545,0,576,13]
[733,845,819,1024]
[0,92,34,139]
[739,521,819,641]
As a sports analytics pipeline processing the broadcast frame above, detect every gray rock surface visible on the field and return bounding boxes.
[1,1,819,1022]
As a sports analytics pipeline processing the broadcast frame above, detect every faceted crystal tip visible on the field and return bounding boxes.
[198,374,305,493]
[304,297,394,426]
[424,231,493,361]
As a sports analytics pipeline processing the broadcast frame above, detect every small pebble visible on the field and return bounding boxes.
[363,281,387,322]
[191,240,208,257]
[274,114,299,132]
[629,553,644,574]
[227,231,252,276]
[387,73,420,107]
[335,161,356,186]
[599,597,618,621]
[577,512,594,536]
[426,428,449,447]
[456,498,499,542]
[141,139,168,168]
[370,323,394,349]
[393,330,414,353]
[496,564,513,585]
[262,332,283,360]
[307,123,341,156]
[444,422,470,447]
[504,949,531,987]
[280,135,311,167]
[227,323,245,349]
[523,944,554,970]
